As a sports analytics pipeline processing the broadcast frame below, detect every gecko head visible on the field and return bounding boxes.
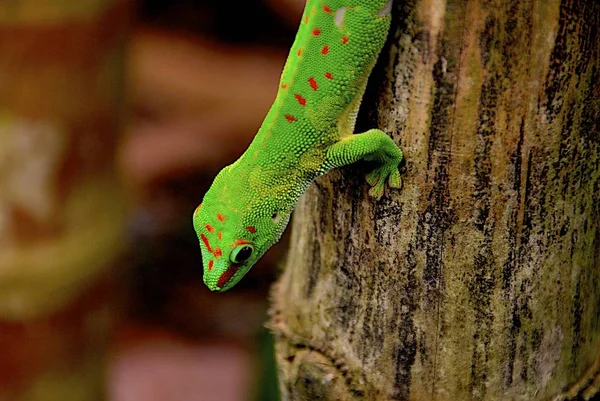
[192,181,292,292]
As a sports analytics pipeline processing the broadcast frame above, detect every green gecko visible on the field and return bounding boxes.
[193,0,402,292]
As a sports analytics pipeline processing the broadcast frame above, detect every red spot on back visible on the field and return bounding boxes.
[294,94,307,106]
[201,234,214,253]
[218,231,223,240]
[281,83,288,89]
[342,36,349,44]
[208,260,214,271]
[216,213,226,222]
[323,5,332,13]
[297,47,303,56]
[321,45,329,55]
[285,114,297,122]
[325,72,334,80]
[304,15,309,24]
[214,247,223,258]
[247,226,256,233]
[193,203,202,218]
[217,265,240,288]
[312,28,321,36]
[205,224,214,233]
[308,77,318,91]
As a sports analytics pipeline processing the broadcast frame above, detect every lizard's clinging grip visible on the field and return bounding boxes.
[194,0,402,292]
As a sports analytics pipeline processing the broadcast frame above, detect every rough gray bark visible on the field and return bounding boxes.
[270,0,600,400]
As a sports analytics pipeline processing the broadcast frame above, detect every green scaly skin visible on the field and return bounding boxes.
[193,0,402,292]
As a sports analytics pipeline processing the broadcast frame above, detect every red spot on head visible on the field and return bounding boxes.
[208,260,214,271]
[205,224,214,233]
[312,28,321,36]
[294,94,307,106]
[281,83,288,89]
[285,114,298,122]
[201,234,214,253]
[325,72,334,80]
[297,47,303,56]
[214,247,223,258]
[233,239,251,247]
[323,5,332,13]
[308,77,318,91]
[216,213,226,222]
[342,36,349,44]
[247,226,256,233]
[217,265,240,288]
[201,233,223,258]
[218,231,223,240]
[321,45,329,55]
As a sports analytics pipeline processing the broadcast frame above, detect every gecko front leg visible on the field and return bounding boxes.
[325,128,403,199]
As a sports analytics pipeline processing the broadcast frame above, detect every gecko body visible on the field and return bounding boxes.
[194,0,402,291]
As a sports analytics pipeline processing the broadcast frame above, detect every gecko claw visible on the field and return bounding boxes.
[365,161,402,199]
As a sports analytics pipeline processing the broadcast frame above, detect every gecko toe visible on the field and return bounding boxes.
[366,168,383,186]
[388,169,402,188]
[368,184,384,199]
[366,161,402,199]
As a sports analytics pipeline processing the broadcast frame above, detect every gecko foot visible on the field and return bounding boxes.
[365,161,402,199]
[325,129,403,200]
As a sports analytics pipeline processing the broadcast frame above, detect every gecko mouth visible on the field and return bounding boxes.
[216,265,240,289]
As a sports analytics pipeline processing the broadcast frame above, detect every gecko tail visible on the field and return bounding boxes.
[377,0,393,16]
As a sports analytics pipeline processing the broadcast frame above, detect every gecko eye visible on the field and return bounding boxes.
[230,244,254,264]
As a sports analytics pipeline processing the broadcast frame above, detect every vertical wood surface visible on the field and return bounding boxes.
[271,0,600,400]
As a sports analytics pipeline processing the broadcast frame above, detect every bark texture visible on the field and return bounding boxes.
[270,0,600,400]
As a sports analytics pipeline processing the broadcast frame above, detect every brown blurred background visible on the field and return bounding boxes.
[0,0,305,400]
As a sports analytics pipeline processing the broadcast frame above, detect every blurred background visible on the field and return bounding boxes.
[0,0,304,400]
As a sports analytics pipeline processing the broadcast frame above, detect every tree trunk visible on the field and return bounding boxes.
[270,0,600,400]
[0,2,130,400]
